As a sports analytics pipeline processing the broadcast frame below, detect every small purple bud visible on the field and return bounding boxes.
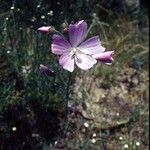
[39,64,54,76]
[38,26,55,33]
[63,27,68,33]
[92,51,114,65]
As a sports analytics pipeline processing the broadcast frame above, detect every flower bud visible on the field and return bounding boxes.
[61,22,68,33]
[38,26,54,33]
[63,27,68,33]
[39,64,54,76]
[92,50,114,65]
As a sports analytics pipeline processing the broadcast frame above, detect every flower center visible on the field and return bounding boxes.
[70,47,80,59]
[70,47,83,61]
[71,47,81,54]
[71,47,77,53]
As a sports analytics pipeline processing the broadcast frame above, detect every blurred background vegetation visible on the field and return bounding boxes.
[0,0,149,149]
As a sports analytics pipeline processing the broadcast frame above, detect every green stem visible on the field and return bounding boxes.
[86,21,95,36]
[64,72,72,135]
[53,29,64,37]
[65,72,71,116]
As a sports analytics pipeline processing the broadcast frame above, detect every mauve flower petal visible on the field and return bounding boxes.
[38,26,51,32]
[59,53,75,72]
[92,51,114,64]
[78,36,105,55]
[51,34,71,55]
[75,53,97,70]
[69,20,87,47]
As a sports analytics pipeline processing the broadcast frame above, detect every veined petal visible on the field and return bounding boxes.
[51,34,71,55]
[69,20,87,47]
[59,53,75,72]
[92,51,114,64]
[78,36,105,55]
[75,53,97,70]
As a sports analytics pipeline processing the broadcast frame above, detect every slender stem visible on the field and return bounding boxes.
[86,21,95,36]
[97,21,108,43]
[64,72,72,135]
[53,29,64,36]
[65,72,71,116]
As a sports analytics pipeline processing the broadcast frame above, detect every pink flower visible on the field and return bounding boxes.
[38,26,53,33]
[51,20,113,72]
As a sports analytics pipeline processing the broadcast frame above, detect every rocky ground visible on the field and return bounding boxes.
[53,66,149,150]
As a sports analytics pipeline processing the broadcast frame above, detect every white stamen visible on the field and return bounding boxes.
[72,48,76,53]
